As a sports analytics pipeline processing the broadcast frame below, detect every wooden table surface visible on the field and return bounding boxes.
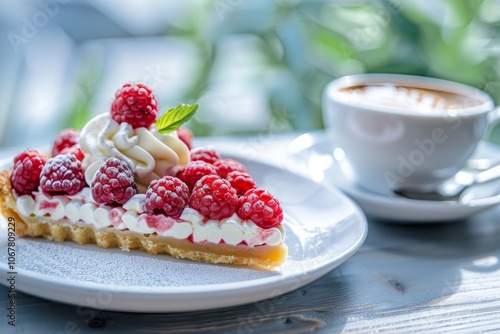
[1,132,500,334]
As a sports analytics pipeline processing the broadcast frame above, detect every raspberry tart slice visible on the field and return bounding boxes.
[0,83,287,270]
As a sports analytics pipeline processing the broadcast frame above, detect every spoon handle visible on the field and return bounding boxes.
[474,164,500,184]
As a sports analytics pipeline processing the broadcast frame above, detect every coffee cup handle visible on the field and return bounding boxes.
[486,106,500,141]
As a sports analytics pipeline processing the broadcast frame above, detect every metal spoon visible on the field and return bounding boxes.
[465,157,500,170]
[394,163,500,202]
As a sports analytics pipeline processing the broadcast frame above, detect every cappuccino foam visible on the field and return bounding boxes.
[339,84,483,113]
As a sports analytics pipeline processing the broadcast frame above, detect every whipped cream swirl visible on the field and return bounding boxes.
[79,113,190,192]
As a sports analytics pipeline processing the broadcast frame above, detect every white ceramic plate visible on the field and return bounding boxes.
[0,154,367,313]
[287,132,500,223]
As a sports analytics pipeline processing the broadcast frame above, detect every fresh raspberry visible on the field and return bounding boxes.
[144,176,189,218]
[226,171,256,195]
[190,146,220,164]
[110,82,158,129]
[190,175,238,220]
[177,126,193,150]
[51,129,80,157]
[214,158,246,178]
[237,188,283,229]
[40,154,85,195]
[10,149,47,195]
[91,157,137,205]
[60,145,84,161]
[176,161,217,191]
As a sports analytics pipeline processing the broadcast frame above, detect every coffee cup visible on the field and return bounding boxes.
[322,73,496,195]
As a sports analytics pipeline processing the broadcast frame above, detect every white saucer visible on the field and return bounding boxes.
[288,132,500,223]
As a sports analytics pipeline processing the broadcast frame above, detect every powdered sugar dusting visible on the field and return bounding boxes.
[10,239,275,287]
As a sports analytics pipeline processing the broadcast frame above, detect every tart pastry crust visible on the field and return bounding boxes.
[0,169,287,270]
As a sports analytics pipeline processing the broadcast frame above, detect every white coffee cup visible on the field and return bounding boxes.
[322,73,496,195]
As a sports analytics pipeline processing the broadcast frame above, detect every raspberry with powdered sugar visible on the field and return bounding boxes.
[40,154,85,195]
[91,157,138,205]
[144,175,190,218]
[10,149,46,195]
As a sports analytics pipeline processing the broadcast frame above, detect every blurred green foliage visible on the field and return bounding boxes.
[68,0,500,138]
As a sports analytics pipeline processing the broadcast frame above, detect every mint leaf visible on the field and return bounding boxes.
[156,103,198,134]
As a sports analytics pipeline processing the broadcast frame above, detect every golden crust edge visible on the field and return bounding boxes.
[0,169,288,271]
[0,169,29,237]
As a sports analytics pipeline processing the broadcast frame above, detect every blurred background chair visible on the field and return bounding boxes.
[1,0,500,150]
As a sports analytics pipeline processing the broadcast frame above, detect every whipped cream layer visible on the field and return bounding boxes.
[15,189,285,247]
[79,113,190,193]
